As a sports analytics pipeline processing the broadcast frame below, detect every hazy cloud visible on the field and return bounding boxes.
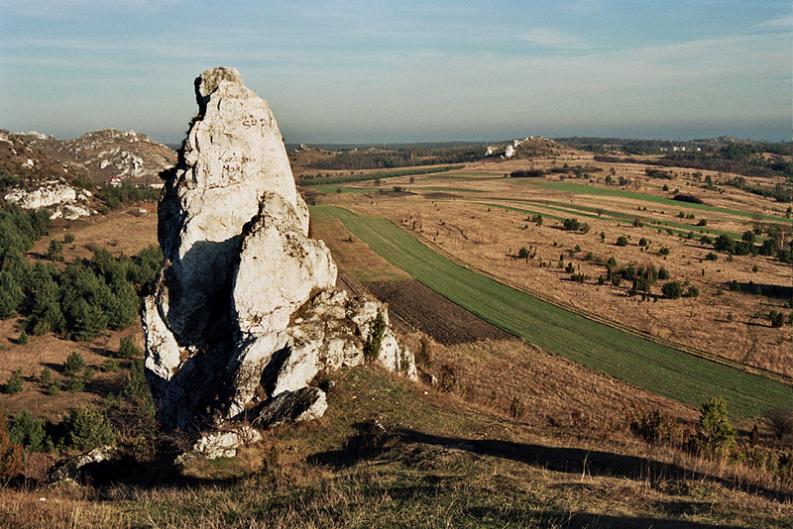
[757,14,793,29]
[522,28,588,49]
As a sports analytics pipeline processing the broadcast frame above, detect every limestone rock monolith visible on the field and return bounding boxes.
[143,67,415,444]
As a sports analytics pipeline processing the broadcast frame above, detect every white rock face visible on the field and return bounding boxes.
[4,182,93,220]
[143,67,416,441]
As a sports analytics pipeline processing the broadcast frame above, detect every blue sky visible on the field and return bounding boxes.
[0,0,790,143]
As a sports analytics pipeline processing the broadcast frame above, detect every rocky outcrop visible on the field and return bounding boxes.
[3,181,94,220]
[484,136,561,159]
[143,67,415,441]
[0,128,175,188]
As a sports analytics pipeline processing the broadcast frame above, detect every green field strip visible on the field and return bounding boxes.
[315,205,793,418]
[524,181,789,224]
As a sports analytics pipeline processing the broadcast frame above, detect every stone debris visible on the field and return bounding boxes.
[48,445,117,484]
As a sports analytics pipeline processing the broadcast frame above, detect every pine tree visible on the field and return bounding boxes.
[695,396,735,456]
[0,270,24,318]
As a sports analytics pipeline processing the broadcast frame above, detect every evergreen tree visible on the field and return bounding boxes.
[0,270,24,318]
[695,396,735,456]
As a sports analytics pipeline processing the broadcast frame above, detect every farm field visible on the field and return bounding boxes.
[306,150,793,382]
[314,205,792,418]
[529,180,789,223]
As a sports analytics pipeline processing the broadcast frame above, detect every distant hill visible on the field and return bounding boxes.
[0,129,175,219]
[0,128,176,188]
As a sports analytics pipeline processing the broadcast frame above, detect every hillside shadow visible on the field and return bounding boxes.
[465,507,747,529]
[727,282,792,300]
[310,425,791,502]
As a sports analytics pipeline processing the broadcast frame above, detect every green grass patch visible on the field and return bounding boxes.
[316,206,792,418]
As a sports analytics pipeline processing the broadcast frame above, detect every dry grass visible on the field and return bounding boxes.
[1,358,791,528]
[317,154,792,379]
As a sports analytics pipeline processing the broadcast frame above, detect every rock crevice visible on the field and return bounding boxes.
[143,67,415,438]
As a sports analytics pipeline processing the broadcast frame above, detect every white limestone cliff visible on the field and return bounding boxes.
[143,67,416,448]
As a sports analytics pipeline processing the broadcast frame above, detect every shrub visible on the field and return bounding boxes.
[122,359,152,402]
[64,376,85,393]
[658,247,670,256]
[117,336,141,359]
[2,370,23,394]
[765,408,793,441]
[16,331,28,345]
[697,219,707,226]
[684,285,699,298]
[638,237,649,247]
[509,397,525,419]
[658,266,670,280]
[629,408,684,446]
[39,368,52,386]
[662,281,684,299]
[363,311,386,359]
[64,233,76,244]
[615,236,628,247]
[0,410,22,479]
[96,183,158,210]
[694,397,735,456]
[562,218,589,233]
[62,407,116,451]
[714,234,735,253]
[107,360,158,461]
[705,252,718,261]
[517,247,530,259]
[769,310,785,328]
[416,337,432,367]
[63,351,85,376]
[46,239,64,261]
[8,410,47,452]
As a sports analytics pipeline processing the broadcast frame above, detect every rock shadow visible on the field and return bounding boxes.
[310,426,791,502]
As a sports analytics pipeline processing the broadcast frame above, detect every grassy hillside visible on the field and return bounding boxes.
[314,206,793,418]
[3,362,790,528]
